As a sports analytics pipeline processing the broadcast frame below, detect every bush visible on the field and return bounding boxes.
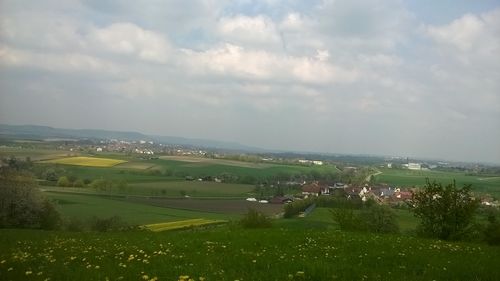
[73,179,85,187]
[332,208,366,232]
[89,216,127,232]
[332,205,400,234]
[410,179,479,240]
[39,200,62,230]
[240,209,272,228]
[360,205,399,234]
[0,169,60,230]
[65,217,85,232]
[484,210,500,245]
[57,176,71,187]
[284,198,314,218]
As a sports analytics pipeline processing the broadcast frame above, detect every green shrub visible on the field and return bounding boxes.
[332,205,400,234]
[240,209,272,228]
[57,176,71,187]
[89,216,127,232]
[65,217,85,232]
[484,210,500,245]
[360,205,399,234]
[331,208,367,232]
[410,179,479,240]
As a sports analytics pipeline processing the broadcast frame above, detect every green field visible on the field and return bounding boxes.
[40,156,128,167]
[126,181,255,197]
[45,192,230,224]
[0,147,68,161]
[278,207,419,233]
[375,168,500,197]
[1,227,499,281]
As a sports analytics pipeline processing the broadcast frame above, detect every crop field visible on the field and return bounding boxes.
[40,156,127,167]
[375,168,500,197]
[45,192,229,225]
[120,197,284,216]
[0,147,69,161]
[1,227,499,281]
[142,219,227,232]
[148,158,339,179]
[277,207,419,233]
[126,181,255,197]
[160,156,274,168]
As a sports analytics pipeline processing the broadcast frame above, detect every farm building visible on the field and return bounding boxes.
[302,181,329,196]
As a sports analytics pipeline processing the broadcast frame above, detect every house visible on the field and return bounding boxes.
[96,147,103,152]
[408,163,422,170]
[301,181,329,197]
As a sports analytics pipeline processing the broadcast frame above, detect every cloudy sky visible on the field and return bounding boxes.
[1,0,499,163]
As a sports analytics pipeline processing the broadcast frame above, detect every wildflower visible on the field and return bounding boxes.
[296,271,305,277]
[95,265,100,269]
[142,274,149,280]
[26,271,33,275]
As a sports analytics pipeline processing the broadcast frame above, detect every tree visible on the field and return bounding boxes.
[361,205,399,234]
[0,169,60,229]
[57,176,71,187]
[410,179,479,240]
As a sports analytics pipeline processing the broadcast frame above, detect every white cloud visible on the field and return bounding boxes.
[183,43,358,84]
[90,23,171,63]
[0,45,120,74]
[425,9,500,55]
[217,15,281,47]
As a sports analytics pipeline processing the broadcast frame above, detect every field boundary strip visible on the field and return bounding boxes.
[142,218,227,232]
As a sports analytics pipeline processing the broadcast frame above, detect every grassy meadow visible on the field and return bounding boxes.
[45,192,231,225]
[1,226,499,281]
[374,168,500,197]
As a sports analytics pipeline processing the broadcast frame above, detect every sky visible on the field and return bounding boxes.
[0,0,499,163]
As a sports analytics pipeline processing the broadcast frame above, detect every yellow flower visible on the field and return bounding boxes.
[142,274,149,280]
[25,271,33,275]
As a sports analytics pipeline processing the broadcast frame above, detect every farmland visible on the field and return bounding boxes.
[142,219,227,232]
[40,156,128,167]
[44,192,231,224]
[126,181,255,197]
[1,227,499,281]
[374,168,500,197]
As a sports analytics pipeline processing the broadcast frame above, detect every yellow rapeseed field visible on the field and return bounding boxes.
[143,219,227,232]
[40,156,127,167]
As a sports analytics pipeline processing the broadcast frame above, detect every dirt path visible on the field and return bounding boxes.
[365,170,382,182]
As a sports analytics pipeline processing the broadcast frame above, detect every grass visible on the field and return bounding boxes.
[148,158,339,179]
[375,168,500,197]
[40,156,127,167]
[45,192,229,225]
[0,227,499,281]
[0,147,68,161]
[142,219,227,232]
[126,181,255,197]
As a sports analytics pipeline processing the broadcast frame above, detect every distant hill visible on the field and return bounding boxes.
[0,124,265,152]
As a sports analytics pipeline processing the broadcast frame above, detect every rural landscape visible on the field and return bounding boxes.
[1,125,500,280]
[1,0,500,280]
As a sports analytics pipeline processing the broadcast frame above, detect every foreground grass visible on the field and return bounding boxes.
[0,227,499,281]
